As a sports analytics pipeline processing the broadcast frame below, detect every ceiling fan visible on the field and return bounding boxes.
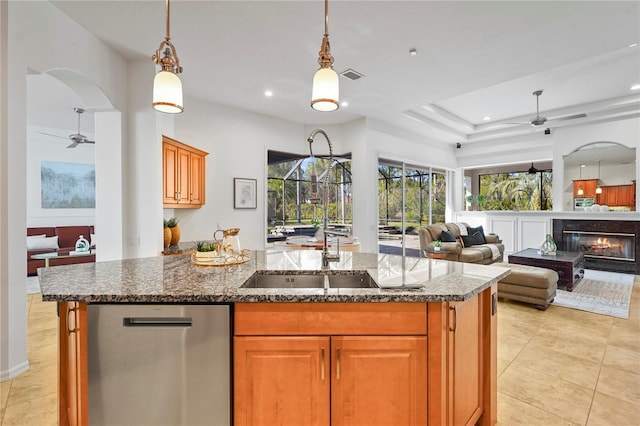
[508,90,587,127]
[38,107,95,148]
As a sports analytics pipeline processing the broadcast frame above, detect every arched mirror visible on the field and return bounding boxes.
[563,142,636,211]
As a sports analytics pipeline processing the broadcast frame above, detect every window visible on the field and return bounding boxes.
[478,169,552,210]
[267,150,352,233]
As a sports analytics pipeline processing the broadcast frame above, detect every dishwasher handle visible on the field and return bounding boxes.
[123,317,193,327]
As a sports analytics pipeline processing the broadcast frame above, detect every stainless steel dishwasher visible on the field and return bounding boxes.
[87,304,230,425]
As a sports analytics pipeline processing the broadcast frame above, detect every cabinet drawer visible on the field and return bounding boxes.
[235,303,427,336]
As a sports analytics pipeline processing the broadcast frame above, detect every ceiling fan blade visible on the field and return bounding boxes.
[37,131,68,140]
[82,140,96,144]
[67,141,79,148]
[549,113,587,122]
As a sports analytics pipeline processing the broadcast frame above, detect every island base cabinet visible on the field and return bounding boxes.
[234,335,427,426]
[234,336,331,426]
[58,301,88,426]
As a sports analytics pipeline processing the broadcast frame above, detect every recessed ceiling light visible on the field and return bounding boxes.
[265,90,273,97]
[341,101,348,107]
[631,84,640,91]
[483,116,491,121]
[580,164,586,168]
[409,48,417,56]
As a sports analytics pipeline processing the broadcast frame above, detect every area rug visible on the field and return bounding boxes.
[26,276,41,294]
[553,269,635,319]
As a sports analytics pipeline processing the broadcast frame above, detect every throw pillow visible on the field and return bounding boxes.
[90,233,96,248]
[466,226,487,245]
[26,234,46,249]
[27,235,59,251]
[462,231,485,247]
[440,230,457,242]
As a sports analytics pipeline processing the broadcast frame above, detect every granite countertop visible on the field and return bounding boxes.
[38,250,510,304]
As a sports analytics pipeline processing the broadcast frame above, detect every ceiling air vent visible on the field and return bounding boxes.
[340,69,364,80]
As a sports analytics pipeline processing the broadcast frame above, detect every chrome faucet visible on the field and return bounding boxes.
[307,129,349,267]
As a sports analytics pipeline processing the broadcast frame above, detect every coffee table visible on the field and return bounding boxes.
[31,251,95,268]
[508,248,585,291]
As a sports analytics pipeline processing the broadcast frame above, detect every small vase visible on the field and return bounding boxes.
[540,234,557,256]
[169,225,181,246]
[163,228,172,247]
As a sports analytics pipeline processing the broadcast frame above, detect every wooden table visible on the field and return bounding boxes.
[508,248,585,291]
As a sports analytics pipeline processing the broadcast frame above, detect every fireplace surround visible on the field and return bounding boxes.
[553,219,639,274]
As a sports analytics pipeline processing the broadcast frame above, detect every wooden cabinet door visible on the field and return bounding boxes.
[162,143,179,204]
[234,336,330,426]
[449,297,482,426]
[605,186,619,205]
[331,336,427,426]
[617,185,632,206]
[188,152,205,204]
[176,147,191,204]
[59,302,88,426]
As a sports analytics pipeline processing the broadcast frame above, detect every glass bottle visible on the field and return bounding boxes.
[540,234,557,256]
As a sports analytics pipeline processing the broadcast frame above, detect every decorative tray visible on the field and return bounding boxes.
[191,249,251,267]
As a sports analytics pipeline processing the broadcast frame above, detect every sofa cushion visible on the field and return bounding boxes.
[458,248,486,263]
[426,224,448,241]
[440,230,457,242]
[466,226,487,244]
[27,236,59,250]
[462,231,485,247]
[55,226,92,250]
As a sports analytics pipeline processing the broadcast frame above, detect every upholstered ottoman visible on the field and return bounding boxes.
[492,263,558,310]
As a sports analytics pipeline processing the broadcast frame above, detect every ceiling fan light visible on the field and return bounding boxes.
[311,67,339,111]
[153,70,183,114]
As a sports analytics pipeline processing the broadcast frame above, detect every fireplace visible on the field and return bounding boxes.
[553,219,640,274]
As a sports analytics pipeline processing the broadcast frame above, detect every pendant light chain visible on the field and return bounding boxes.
[311,0,340,111]
[152,0,184,113]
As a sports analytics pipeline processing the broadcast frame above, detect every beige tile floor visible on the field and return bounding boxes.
[1,277,639,425]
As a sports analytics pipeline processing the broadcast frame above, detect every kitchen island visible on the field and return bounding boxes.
[40,249,510,426]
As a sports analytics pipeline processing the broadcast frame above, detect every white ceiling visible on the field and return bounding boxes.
[43,0,640,144]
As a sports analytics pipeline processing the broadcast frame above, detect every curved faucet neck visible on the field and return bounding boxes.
[307,128,333,160]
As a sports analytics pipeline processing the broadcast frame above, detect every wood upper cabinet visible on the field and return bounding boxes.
[597,183,636,206]
[162,135,208,208]
[573,179,598,198]
[59,302,88,426]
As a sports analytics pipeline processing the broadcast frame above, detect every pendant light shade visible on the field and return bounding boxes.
[312,67,339,111]
[311,0,339,111]
[595,160,602,194]
[577,187,584,196]
[153,70,183,114]
[152,0,184,114]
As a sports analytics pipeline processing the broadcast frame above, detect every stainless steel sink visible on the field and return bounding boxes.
[241,272,377,289]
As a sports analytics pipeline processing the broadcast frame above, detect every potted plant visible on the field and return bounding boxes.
[195,240,219,259]
[167,217,180,245]
[433,240,442,252]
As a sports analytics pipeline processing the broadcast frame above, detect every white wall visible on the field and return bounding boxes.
[2,0,127,380]
[26,125,95,227]
[171,97,306,251]
[552,118,640,211]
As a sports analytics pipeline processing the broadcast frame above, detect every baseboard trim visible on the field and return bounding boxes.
[0,360,30,382]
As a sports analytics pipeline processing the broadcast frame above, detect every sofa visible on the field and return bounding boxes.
[27,226,95,276]
[418,222,504,264]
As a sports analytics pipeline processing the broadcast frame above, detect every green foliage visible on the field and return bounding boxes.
[478,171,553,211]
[196,241,217,252]
[163,219,169,228]
[166,217,179,228]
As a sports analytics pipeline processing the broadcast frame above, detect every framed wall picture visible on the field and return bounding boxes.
[234,178,257,209]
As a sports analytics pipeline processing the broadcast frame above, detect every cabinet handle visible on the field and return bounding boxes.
[449,305,457,333]
[177,191,181,201]
[190,192,194,201]
[320,347,325,380]
[336,348,341,379]
[67,306,76,335]
[174,191,179,201]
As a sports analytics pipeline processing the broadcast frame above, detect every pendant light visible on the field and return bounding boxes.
[152,0,183,114]
[311,0,339,111]
[577,164,584,196]
[595,161,603,194]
